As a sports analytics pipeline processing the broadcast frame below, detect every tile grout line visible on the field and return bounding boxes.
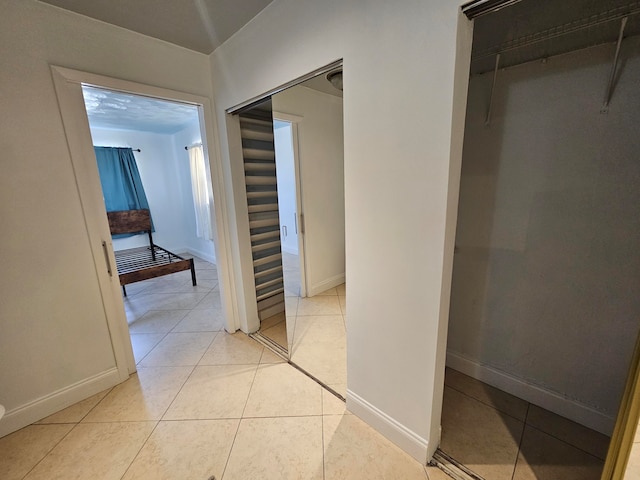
[219,362,262,480]
[77,386,115,424]
[313,294,333,480]
[524,422,608,461]
[124,293,168,366]
[219,419,242,480]
[133,330,172,366]
[22,258,220,479]
[240,362,262,419]
[321,410,326,480]
[445,376,610,461]
[510,402,530,480]
[167,308,201,334]
[19,421,79,480]
[194,330,220,366]
[158,363,198,421]
[444,383,527,424]
[117,420,161,480]
[122,264,217,478]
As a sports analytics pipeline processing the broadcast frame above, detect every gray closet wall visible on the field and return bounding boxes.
[447,35,640,429]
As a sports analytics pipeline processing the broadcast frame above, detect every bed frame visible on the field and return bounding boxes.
[107,209,196,296]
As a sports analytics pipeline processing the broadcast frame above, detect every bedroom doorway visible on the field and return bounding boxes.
[51,66,235,377]
[80,86,227,369]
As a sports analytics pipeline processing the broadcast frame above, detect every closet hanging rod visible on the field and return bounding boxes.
[472,6,640,63]
[96,147,141,152]
[94,145,142,152]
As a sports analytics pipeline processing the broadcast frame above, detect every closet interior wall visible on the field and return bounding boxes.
[447,32,640,434]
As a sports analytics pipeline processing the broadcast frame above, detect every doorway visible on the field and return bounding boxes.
[80,86,227,369]
[438,1,640,479]
[274,118,304,299]
[51,67,235,382]
[232,64,347,395]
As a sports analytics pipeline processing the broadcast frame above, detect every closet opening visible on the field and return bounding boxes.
[80,86,226,370]
[437,0,640,478]
[230,63,347,397]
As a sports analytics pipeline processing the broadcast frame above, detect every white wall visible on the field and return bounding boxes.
[211,0,472,461]
[447,38,640,434]
[273,86,345,295]
[172,121,217,263]
[273,121,299,255]
[0,0,213,436]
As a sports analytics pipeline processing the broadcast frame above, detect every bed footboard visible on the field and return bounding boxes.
[107,209,197,295]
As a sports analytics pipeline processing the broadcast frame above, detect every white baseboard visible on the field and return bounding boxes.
[446,350,615,435]
[0,367,121,438]
[346,389,429,464]
[281,244,299,255]
[184,247,216,265]
[307,273,345,297]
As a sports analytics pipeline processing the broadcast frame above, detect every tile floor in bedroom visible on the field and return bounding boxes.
[0,257,449,480]
[440,368,611,480]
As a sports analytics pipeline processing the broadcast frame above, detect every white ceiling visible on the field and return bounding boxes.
[40,0,640,78]
[82,86,199,134]
[80,71,342,135]
[38,0,273,54]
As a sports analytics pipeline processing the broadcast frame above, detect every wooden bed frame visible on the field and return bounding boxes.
[107,209,196,296]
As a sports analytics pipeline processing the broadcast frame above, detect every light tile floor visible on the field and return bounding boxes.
[0,257,448,480]
[280,252,347,397]
[441,368,611,480]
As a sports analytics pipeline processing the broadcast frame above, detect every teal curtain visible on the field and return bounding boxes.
[94,147,153,236]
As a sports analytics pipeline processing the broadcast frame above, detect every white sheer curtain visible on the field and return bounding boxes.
[188,145,213,240]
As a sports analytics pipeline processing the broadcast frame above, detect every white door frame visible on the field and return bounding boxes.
[50,66,239,376]
[273,111,307,297]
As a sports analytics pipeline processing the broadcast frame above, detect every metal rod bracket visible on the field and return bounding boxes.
[485,53,501,126]
[601,16,628,114]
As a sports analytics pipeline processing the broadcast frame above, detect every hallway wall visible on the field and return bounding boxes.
[447,37,640,434]
[273,85,345,296]
[0,0,214,436]
[210,0,472,461]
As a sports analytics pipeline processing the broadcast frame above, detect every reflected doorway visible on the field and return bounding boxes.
[237,65,346,395]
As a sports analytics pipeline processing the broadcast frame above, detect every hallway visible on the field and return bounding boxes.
[0,258,446,480]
